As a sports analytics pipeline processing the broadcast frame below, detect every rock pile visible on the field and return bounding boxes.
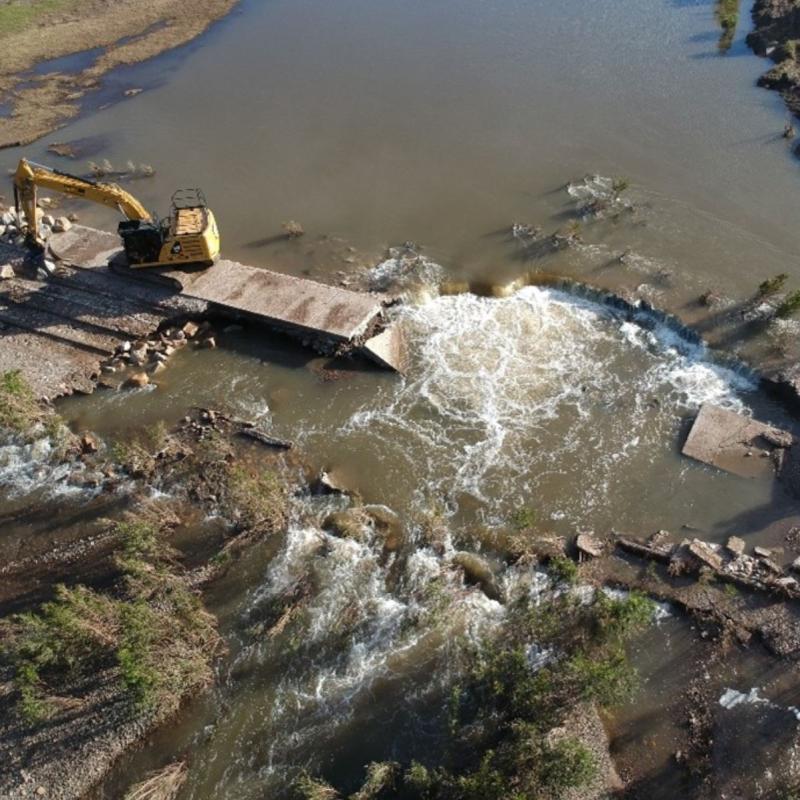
[0,203,72,246]
[102,319,218,388]
[617,533,800,598]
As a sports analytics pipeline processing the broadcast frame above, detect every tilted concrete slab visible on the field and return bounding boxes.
[682,403,794,478]
[360,325,407,373]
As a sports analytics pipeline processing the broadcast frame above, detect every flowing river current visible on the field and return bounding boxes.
[2,0,800,796]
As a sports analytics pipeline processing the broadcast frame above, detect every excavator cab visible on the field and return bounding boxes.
[118,189,219,269]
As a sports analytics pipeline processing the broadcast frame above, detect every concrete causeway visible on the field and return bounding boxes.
[0,225,405,399]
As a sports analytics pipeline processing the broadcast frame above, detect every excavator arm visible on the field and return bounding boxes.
[13,158,152,245]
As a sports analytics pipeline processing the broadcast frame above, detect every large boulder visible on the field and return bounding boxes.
[322,509,369,542]
[453,551,501,601]
[363,504,404,552]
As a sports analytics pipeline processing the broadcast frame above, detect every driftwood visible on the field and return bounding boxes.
[616,535,672,563]
[192,407,293,449]
[236,428,292,450]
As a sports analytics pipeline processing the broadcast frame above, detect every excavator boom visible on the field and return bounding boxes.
[14,159,151,245]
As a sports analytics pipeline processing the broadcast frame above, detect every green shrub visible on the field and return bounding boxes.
[758,273,788,298]
[567,646,638,706]
[0,369,42,435]
[548,556,578,585]
[404,762,433,796]
[776,290,800,319]
[292,774,340,800]
[592,591,655,642]
[539,737,598,792]
[350,761,399,799]
[2,518,220,721]
[509,506,537,531]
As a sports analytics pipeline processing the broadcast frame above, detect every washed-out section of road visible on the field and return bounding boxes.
[0,225,405,399]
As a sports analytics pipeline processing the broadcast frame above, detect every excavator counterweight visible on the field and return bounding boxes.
[12,158,220,269]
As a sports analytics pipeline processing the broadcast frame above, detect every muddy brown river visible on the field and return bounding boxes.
[2,0,800,796]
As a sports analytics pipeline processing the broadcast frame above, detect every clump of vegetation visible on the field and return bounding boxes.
[758,273,789,298]
[222,464,288,534]
[611,177,630,195]
[351,762,400,799]
[0,369,52,437]
[301,590,654,799]
[293,774,340,800]
[715,0,740,53]
[776,290,800,319]
[509,506,537,531]
[0,519,221,723]
[548,556,578,585]
[123,761,188,800]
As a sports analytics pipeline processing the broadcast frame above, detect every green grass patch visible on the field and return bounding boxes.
[0,369,42,435]
[776,290,800,319]
[0,0,80,38]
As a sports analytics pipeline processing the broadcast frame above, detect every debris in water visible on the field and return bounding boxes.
[282,220,305,238]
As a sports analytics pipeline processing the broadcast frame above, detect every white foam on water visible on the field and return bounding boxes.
[717,686,800,724]
[0,435,85,499]
[339,286,754,522]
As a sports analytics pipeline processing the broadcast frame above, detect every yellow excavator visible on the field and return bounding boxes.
[13,158,220,269]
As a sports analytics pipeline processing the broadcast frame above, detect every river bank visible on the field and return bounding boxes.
[0,0,240,149]
[747,0,800,146]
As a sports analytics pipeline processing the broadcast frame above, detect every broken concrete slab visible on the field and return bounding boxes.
[726,536,746,557]
[682,404,794,479]
[576,532,604,559]
[361,324,407,372]
[687,539,723,571]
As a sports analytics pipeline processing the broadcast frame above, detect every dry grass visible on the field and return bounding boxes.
[123,761,188,800]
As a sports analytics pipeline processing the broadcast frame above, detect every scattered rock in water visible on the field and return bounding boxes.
[363,504,404,552]
[726,536,746,557]
[576,532,604,559]
[124,87,144,97]
[316,468,354,496]
[181,321,200,339]
[80,432,99,454]
[47,142,77,158]
[124,372,150,389]
[52,216,72,233]
[452,551,501,600]
[282,220,305,238]
[322,509,369,542]
[0,264,15,280]
[687,539,723,571]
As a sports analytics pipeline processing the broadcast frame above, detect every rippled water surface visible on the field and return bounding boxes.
[3,0,800,795]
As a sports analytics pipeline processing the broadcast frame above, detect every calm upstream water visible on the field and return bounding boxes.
[2,0,800,796]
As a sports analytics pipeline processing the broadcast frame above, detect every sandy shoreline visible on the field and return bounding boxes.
[0,0,240,149]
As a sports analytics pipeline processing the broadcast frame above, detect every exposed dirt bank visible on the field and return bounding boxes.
[0,0,240,149]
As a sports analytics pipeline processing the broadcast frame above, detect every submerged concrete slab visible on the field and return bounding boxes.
[682,404,793,478]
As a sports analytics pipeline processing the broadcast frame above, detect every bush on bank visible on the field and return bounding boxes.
[293,590,655,800]
[0,520,222,723]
